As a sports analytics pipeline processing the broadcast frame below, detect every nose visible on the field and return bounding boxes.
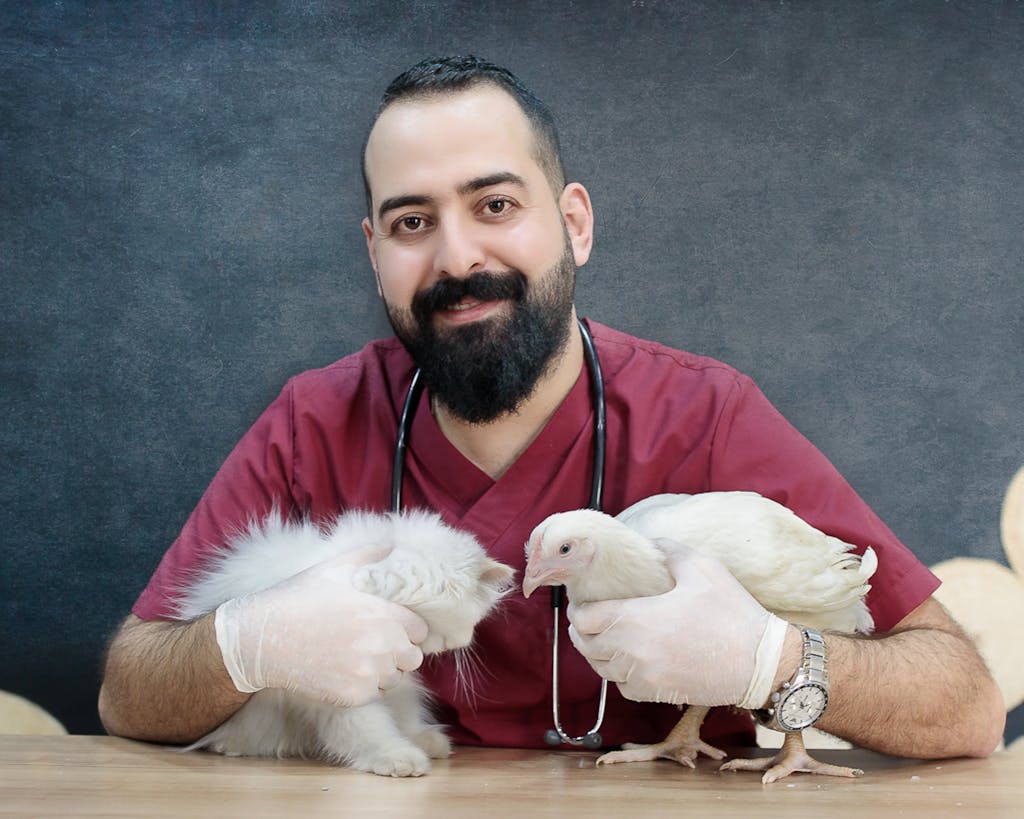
[433,213,486,279]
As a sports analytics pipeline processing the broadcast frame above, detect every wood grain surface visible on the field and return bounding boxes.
[2,735,1020,818]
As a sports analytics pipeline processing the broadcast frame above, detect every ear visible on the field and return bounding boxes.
[559,182,594,268]
[361,217,383,297]
[481,558,516,592]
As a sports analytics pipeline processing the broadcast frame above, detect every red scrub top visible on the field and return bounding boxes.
[134,320,939,749]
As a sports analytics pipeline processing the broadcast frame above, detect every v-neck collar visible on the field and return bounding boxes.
[406,354,594,535]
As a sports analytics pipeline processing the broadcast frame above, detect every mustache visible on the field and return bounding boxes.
[412,270,528,322]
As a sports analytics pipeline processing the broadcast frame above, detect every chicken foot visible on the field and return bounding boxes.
[720,730,864,784]
[596,705,725,768]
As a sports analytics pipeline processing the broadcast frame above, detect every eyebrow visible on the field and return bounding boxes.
[376,171,528,222]
[458,171,527,195]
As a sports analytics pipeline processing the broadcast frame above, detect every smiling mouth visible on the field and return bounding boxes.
[449,299,484,311]
[435,298,508,324]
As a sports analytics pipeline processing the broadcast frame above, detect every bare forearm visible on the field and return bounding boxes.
[98,613,249,744]
[821,630,1004,757]
[807,600,1004,759]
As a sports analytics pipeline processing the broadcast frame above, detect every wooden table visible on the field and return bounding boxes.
[1,735,1021,817]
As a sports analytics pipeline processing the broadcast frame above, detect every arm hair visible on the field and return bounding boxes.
[799,598,1005,758]
[98,613,250,744]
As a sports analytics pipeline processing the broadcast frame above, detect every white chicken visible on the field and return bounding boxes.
[522,491,878,783]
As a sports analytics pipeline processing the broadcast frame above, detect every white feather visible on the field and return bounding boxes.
[537,491,876,635]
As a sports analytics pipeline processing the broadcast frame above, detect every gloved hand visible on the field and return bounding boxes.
[214,544,428,707]
[566,538,790,709]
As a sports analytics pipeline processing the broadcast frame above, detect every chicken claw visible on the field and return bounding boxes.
[596,705,726,768]
[720,731,864,784]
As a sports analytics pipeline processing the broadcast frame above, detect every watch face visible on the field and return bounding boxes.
[778,684,828,731]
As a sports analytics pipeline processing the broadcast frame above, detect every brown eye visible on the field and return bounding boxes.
[482,196,514,217]
[559,543,571,555]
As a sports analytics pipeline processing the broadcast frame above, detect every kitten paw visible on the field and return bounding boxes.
[373,745,432,777]
[202,738,249,758]
[414,726,453,759]
[347,744,432,777]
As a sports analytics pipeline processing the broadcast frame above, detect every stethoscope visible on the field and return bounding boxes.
[391,316,608,749]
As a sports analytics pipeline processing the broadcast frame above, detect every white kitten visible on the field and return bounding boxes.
[174,509,514,777]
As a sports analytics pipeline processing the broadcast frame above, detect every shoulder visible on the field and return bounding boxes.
[586,319,749,396]
[283,336,416,408]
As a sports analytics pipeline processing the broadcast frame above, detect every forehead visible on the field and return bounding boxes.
[364,86,544,207]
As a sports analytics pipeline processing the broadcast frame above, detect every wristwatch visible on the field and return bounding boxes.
[755,627,829,732]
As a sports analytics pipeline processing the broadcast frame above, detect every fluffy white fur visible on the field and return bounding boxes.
[174,509,514,777]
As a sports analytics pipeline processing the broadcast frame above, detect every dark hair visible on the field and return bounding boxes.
[362,55,566,217]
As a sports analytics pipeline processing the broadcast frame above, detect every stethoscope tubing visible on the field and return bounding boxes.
[391,317,608,748]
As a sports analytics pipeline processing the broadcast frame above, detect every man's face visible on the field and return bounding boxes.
[362,85,592,422]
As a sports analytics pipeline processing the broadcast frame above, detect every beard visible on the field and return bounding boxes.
[383,243,577,424]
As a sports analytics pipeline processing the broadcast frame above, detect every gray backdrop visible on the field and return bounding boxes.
[3,1,1022,740]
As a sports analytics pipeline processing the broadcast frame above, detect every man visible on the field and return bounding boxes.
[99,56,1004,759]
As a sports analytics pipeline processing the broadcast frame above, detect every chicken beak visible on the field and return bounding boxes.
[522,562,562,599]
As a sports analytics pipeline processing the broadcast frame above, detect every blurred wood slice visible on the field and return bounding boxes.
[1003,466,1024,575]
[0,691,66,735]
[931,557,1024,712]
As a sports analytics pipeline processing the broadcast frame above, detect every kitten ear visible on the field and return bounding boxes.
[480,558,516,590]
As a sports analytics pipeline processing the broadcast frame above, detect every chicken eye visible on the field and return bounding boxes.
[559,543,572,555]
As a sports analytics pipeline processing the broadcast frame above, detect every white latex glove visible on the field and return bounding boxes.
[566,538,789,709]
[214,544,428,707]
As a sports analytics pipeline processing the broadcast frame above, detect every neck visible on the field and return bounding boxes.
[433,312,585,480]
[583,524,672,602]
